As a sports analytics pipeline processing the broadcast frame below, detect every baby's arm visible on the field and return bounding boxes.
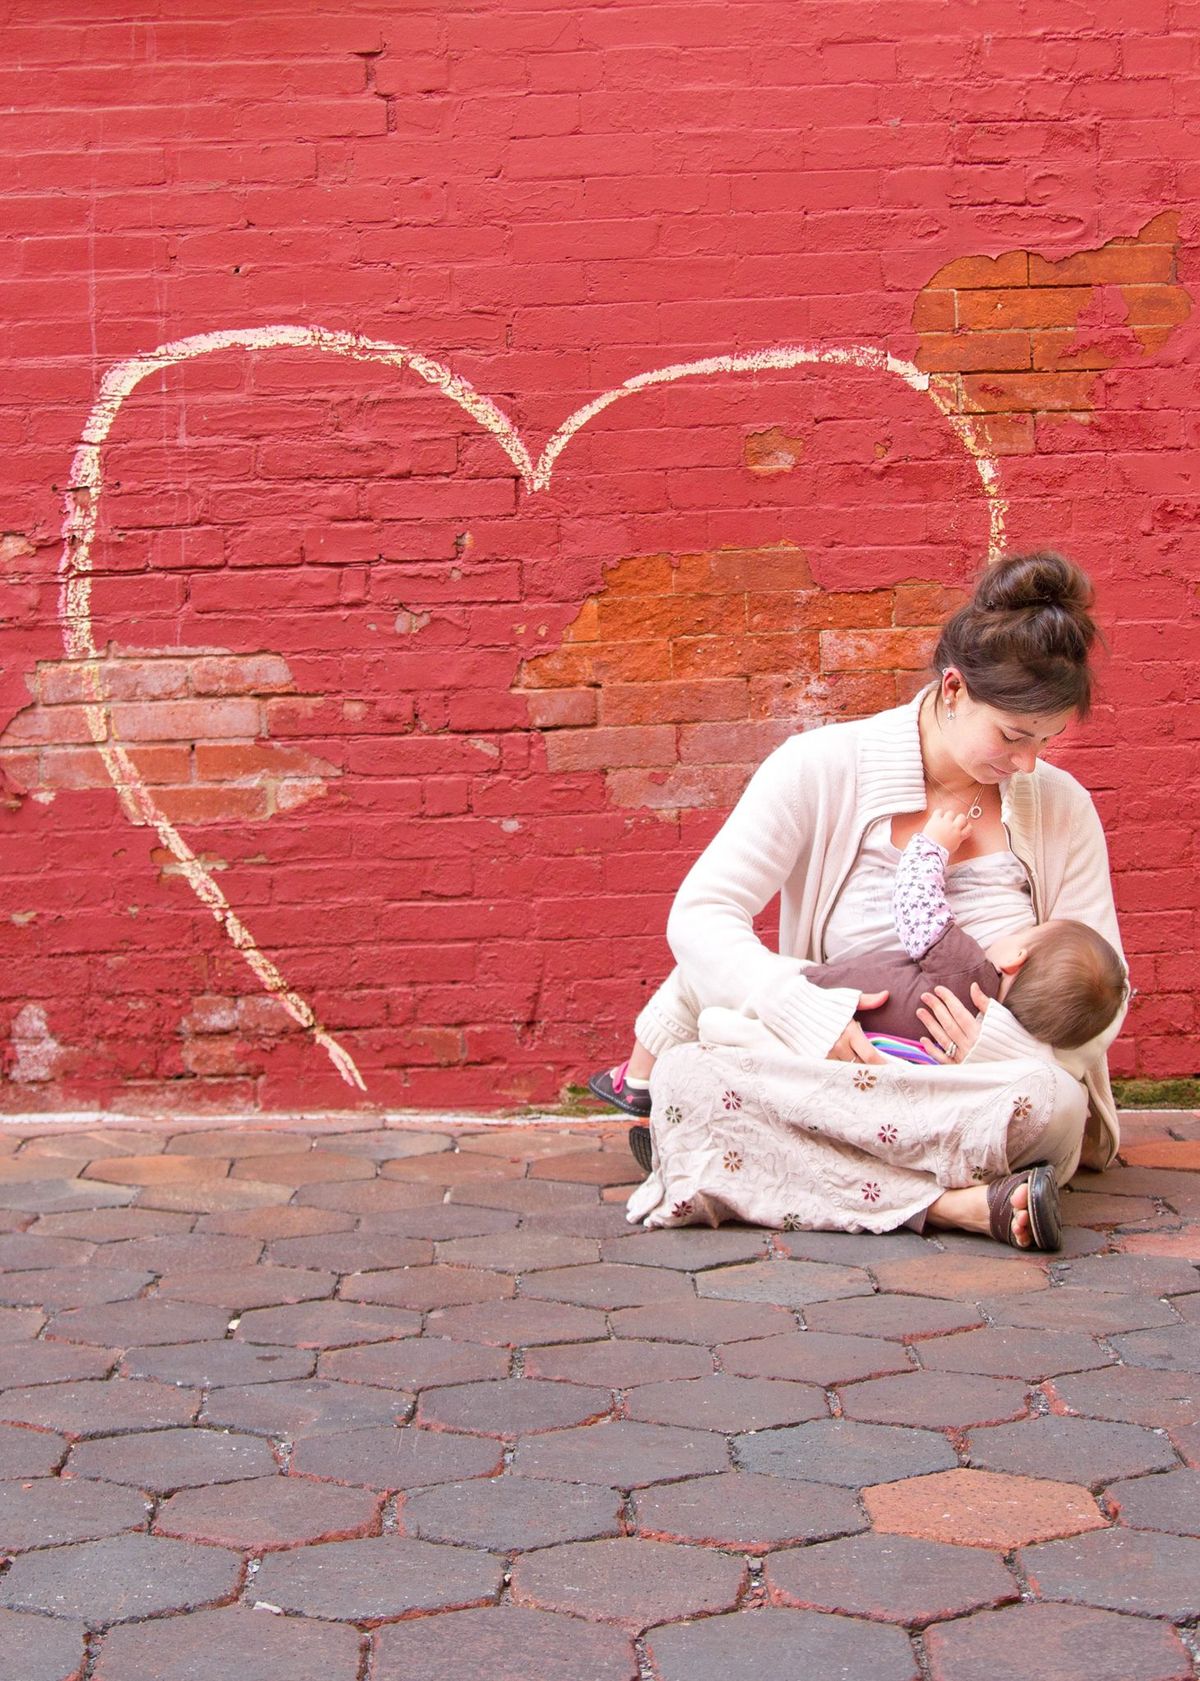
[892,809,971,960]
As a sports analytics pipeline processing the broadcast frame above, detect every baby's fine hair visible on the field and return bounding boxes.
[1003,919,1127,1048]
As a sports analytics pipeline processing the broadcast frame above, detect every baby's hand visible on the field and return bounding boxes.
[924,808,972,855]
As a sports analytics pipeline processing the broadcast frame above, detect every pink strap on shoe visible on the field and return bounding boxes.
[610,1059,630,1094]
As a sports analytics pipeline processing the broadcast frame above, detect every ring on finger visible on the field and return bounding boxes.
[945,1039,958,1060]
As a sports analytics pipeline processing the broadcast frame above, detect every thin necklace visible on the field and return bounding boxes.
[925,766,985,820]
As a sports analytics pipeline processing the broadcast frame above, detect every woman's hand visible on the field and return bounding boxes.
[827,992,888,1063]
[916,982,988,1064]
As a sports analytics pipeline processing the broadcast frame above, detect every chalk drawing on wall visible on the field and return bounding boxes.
[58,327,1007,1089]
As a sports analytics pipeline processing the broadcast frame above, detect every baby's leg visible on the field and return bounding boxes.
[589,968,703,1115]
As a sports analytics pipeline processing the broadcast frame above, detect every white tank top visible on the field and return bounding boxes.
[821,816,1034,962]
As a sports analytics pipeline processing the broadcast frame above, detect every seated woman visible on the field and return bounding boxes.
[590,551,1127,1251]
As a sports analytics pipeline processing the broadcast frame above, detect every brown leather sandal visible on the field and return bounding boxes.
[986,1163,1061,1252]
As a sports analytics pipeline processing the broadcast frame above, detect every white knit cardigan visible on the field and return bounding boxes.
[666,688,1127,1170]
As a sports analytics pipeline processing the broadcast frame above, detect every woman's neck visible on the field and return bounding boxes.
[917,688,978,797]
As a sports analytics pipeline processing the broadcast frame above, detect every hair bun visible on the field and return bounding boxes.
[975,551,1093,621]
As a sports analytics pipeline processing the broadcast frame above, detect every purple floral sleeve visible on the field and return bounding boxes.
[892,832,954,960]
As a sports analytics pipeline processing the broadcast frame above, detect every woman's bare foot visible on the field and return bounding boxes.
[927,1181,1032,1248]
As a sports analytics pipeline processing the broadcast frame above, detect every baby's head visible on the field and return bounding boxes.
[985,919,1127,1048]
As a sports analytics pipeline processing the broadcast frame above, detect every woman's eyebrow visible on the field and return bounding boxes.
[1011,722,1070,741]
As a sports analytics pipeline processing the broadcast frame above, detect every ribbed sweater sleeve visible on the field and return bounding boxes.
[963,998,1061,1068]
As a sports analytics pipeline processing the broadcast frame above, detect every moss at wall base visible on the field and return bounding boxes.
[1112,1078,1200,1109]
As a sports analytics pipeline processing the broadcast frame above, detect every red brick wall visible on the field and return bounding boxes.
[1,1,1197,1112]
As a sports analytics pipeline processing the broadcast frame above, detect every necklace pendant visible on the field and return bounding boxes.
[967,797,983,820]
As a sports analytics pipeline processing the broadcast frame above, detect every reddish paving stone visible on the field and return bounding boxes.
[1171,1291,1200,1322]
[966,1416,1179,1486]
[735,1418,958,1485]
[717,1330,912,1385]
[697,1258,874,1308]
[372,1605,636,1681]
[513,1420,729,1487]
[234,1300,420,1348]
[0,1609,86,1681]
[134,1179,293,1214]
[67,1425,276,1491]
[521,1262,694,1311]
[1056,1253,1200,1296]
[0,1477,148,1549]
[293,1179,444,1214]
[418,1377,613,1436]
[252,1533,502,1619]
[197,1206,353,1239]
[866,1468,1106,1548]
[104,1234,264,1272]
[201,1377,411,1438]
[925,1601,1193,1681]
[611,1297,794,1345]
[916,1326,1111,1380]
[1121,1140,1200,1170]
[448,1179,601,1214]
[803,1292,984,1340]
[0,1422,68,1477]
[644,1606,918,1681]
[1118,1229,1200,1260]
[0,1181,134,1214]
[34,1208,194,1241]
[0,1305,51,1341]
[359,1204,517,1241]
[83,1155,229,1186]
[1059,1189,1162,1228]
[600,1228,772,1270]
[45,1299,232,1348]
[634,1470,865,1550]
[155,1473,380,1549]
[403,1475,623,1550]
[984,1288,1178,1335]
[870,1252,1049,1298]
[525,1338,711,1388]
[458,1129,598,1159]
[320,1337,509,1391]
[266,1232,433,1270]
[162,1130,314,1158]
[313,1129,451,1159]
[1110,1325,1200,1371]
[1105,1468,1200,1536]
[290,1425,502,1489]
[428,1298,608,1346]
[0,1378,198,1437]
[0,1155,90,1182]
[381,1152,524,1185]
[121,1339,315,1389]
[340,1264,514,1311]
[435,1231,600,1271]
[1047,1367,1199,1429]
[1019,1528,1200,1618]
[510,1535,746,1628]
[530,1149,644,1185]
[0,1341,117,1389]
[154,1266,335,1310]
[0,1531,241,1624]
[91,1603,362,1681]
[766,1531,1017,1622]
[838,1370,1028,1429]
[0,1266,152,1310]
[626,1373,825,1432]
[228,1150,376,1184]
[0,1233,95,1269]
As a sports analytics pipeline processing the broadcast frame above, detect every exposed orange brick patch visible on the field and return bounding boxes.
[865,1469,1106,1550]
[0,648,339,824]
[914,211,1191,452]
[515,548,967,811]
[743,425,805,474]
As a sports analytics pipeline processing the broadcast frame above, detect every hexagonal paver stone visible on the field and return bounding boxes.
[0,1179,133,1216]
[510,1536,746,1628]
[252,1534,502,1620]
[287,1426,502,1491]
[417,1377,612,1437]
[320,1337,509,1391]
[1055,1253,1200,1296]
[626,1374,826,1433]
[91,1603,363,1681]
[1020,1528,1200,1619]
[403,1476,623,1551]
[314,1129,451,1161]
[447,1179,599,1215]
[66,1426,277,1492]
[513,1420,729,1488]
[0,1267,153,1310]
[803,1292,984,1340]
[916,1326,1111,1380]
[634,1470,865,1551]
[121,1340,315,1389]
[717,1330,912,1385]
[0,1531,241,1625]
[154,1266,336,1310]
[83,1154,230,1187]
[0,1341,116,1390]
[521,1263,695,1311]
[234,1301,420,1348]
[361,1204,517,1242]
[230,1151,377,1185]
[293,1180,441,1216]
[0,1305,44,1342]
[45,1299,232,1347]
[925,1600,1193,1681]
[524,1338,712,1389]
[103,1235,263,1274]
[871,1252,1049,1299]
[599,1228,772,1270]
[1110,1325,1200,1372]
[644,1606,918,1681]
[838,1370,1029,1429]
[866,1469,1106,1549]
[696,1258,874,1308]
[339,1266,515,1312]
[966,1416,1180,1487]
[984,1289,1178,1335]
[435,1231,599,1272]
[428,1299,609,1346]
[202,1378,411,1438]
[372,1605,636,1681]
[1047,1367,1199,1429]
[0,1422,68,1478]
[735,1418,958,1486]
[0,1609,87,1681]
[0,1477,148,1550]
[268,1232,433,1271]
[155,1475,380,1549]
[1105,1468,1200,1536]
[0,1379,199,1438]
[610,1298,794,1345]
[766,1531,1017,1623]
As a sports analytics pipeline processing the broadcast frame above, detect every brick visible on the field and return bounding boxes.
[289,1425,502,1490]
[155,1474,380,1549]
[0,1341,116,1388]
[967,1416,1178,1487]
[768,1530,1017,1622]
[961,371,1099,411]
[0,1610,86,1681]
[511,1535,745,1628]
[67,1425,276,1492]
[405,1476,622,1550]
[91,1605,362,1681]
[0,1378,198,1438]
[916,330,1032,372]
[201,1378,411,1439]
[925,1601,1193,1681]
[644,1606,917,1681]
[1020,1528,1200,1619]
[0,1476,148,1550]
[717,1330,912,1385]
[513,1420,729,1488]
[635,1469,864,1551]
[252,1533,502,1620]
[0,1421,68,1477]
[0,1531,240,1625]
[696,1257,874,1309]
[1047,1367,1200,1429]
[372,1606,636,1681]
[735,1417,957,1485]
[868,1467,1105,1548]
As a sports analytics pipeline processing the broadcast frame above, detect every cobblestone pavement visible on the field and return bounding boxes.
[0,1107,1196,1681]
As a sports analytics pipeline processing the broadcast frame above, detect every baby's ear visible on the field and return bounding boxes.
[995,948,1029,976]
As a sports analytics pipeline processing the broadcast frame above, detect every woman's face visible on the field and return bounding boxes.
[942,674,1075,782]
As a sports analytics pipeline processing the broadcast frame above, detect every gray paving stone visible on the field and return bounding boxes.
[201,1377,411,1438]
[103,1235,264,1272]
[403,1475,622,1550]
[0,1266,154,1311]
[234,1300,420,1348]
[983,1289,1178,1335]
[448,1179,601,1214]
[0,1421,68,1477]
[513,1419,729,1488]
[155,1265,335,1310]
[766,1531,1017,1623]
[626,1373,826,1432]
[252,1533,503,1619]
[511,1535,746,1627]
[634,1470,866,1550]
[0,1305,44,1342]
[599,1228,772,1270]
[521,1203,637,1239]
[91,1603,362,1681]
[735,1417,958,1485]
[0,1233,95,1268]
[1020,1528,1200,1618]
[312,1129,451,1159]
[0,1180,134,1215]
[289,1424,502,1489]
[924,1601,1193,1681]
[0,1531,241,1625]
[1109,1325,1200,1372]
[418,1376,613,1436]
[524,1337,711,1388]
[427,1298,608,1346]
[776,1228,932,1262]
[435,1231,600,1271]
[0,1341,117,1389]
[717,1330,912,1385]
[837,1369,1028,1429]
[611,1297,795,1345]
[319,1337,509,1391]
[0,1476,148,1549]
[644,1606,918,1681]
[339,1264,514,1311]
[1054,1254,1200,1297]
[372,1605,636,1681]
[1047,1367,1199,1429]
[966,1416,1180,1487]
[67,1426,277,1491]
[697,1258,874,1308]
[803,1292,983,1340]
[0,1608,87,1681]
[0,1378,198,1437]
[521,1262,694,1310]
[916,1325,1111,1380]
[155,1474,380,1549]
[120,1339,315,1389]
[1105,1468,1200,1536]
[266,1232,434,1272]
[357,1205,517,1241]
[45,1299,232,1348]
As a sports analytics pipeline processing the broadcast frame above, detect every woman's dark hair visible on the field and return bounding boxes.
[933,551,1101,718]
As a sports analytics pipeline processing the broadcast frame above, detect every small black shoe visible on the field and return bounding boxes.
[587,1062,651,1118]
[628,1125,653,1174]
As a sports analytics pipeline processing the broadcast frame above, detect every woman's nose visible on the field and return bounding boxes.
[1011,743,1039,773]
